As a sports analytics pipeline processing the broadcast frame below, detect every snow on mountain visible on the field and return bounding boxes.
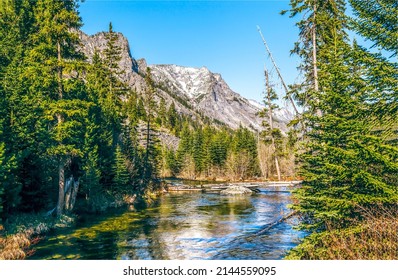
[79,30,294,132]
[248,99,265,110]
[149,64,213,100]
[149,64,266,130]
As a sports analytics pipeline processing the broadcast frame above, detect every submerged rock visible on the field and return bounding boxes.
[220,186,253,195]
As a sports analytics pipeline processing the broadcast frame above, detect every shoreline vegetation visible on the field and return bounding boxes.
[286,205,398,260]
[1,0,397,261]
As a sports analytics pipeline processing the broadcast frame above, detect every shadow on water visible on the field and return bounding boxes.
[29,187,305,260]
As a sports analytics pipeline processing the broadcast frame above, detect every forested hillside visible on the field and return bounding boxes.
[0,0,396,261]
[0,0,294,227]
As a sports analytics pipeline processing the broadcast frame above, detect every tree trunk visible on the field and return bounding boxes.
[56,39,65,216]
[258,27,299,116]
[69,178,79,211]
[275,156,281,181]
[56,161,65,216]
[312,4,319,93]
[265,67,281,181]
[64,176,72,211]
[312,3,322,118]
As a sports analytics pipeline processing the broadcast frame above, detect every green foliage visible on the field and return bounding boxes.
[176,122,192,163]
[112,145,130,194]
[287,0,398,233]
[173,123,260,180]
[142,68,160,181]
[192,128,204,173]
[349,0,398,57]
[0,0,150,219]
[167,102,178,132]
[156,98,167,126]
[286,206,398,260]
[231,126,261,178]
[167,149,179,176]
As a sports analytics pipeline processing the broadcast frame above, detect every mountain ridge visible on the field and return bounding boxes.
[79,30,293,131]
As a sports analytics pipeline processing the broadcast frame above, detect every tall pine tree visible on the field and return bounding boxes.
[25,0,89,216]
[289,0,398,231]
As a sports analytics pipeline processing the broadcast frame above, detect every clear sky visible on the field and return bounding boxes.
[78,0,301,105]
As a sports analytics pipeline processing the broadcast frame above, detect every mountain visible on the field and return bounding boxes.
[79,31,293,131]
[148,64,265,130]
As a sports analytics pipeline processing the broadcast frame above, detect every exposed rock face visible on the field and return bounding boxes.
[79,31,294,132]
[220,186,253,195]
[149,64,265,130]
[79,31,138,81]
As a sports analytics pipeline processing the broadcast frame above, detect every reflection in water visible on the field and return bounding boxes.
[30,190,305,260]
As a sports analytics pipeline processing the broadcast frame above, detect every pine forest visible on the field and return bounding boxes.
[0,0,396,261]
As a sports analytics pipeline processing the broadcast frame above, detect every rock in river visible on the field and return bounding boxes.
[220,186,253,195]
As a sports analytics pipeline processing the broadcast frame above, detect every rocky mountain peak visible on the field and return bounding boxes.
[79,30,293,132]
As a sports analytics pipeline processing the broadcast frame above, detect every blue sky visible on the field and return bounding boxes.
[79,1,301,105]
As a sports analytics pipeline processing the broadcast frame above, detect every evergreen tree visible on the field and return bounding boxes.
[201,125,213,176]
[156,98,166,126]
[282,0,347,118]
[165,149,179,177]
[209,130,229,169]
[0,0,41,216]
[24,0,89,216]
[289,0,398,231]
[230,126,261,179]
[349,0,398,57]
[176,121,192,167]
[192,128,204,174]
[142,67,159,181]
[0,143,20,218]
[104,22,123,76]
[167,102,178,131]
[85,23,129,195]
[103,22,124,144]
[112,145,130,194]
[259,66,283,180]
[0,144,4,218]
[349,0,398,140]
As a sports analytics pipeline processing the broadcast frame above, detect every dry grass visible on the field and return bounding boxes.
[0,213,74,260]
[287,205,398,260]
[0,233,31,260]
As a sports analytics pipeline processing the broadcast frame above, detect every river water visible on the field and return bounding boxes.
[29,188,305,260]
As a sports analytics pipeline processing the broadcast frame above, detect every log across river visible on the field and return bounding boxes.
[166,180,302,193]
[29,181,306,260]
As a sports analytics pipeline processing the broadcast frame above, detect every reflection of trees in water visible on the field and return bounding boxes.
[115,206,171,260]
[211,193,303,260]
[117,193,258,259]
[211,222,304,260]
[117,223,170,259]
[30,224,122,259]
[75,231,119,259]
[31,191,303,260]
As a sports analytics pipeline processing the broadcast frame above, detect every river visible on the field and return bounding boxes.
[29,187,305,260]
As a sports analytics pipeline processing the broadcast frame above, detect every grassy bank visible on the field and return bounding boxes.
[286,205,398,260]
[0,213,75,260]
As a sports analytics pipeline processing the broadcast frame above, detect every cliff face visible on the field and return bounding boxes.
[79,31,293,131]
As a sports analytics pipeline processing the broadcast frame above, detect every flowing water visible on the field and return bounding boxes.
[29,187,306,260]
